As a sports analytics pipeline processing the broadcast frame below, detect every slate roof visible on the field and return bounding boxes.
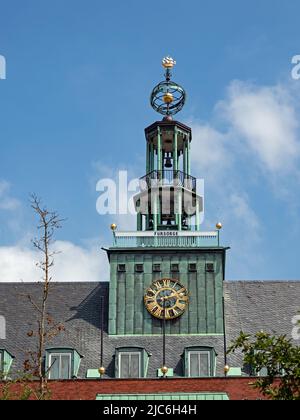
[224,281,300,369]
[0,281,299,378]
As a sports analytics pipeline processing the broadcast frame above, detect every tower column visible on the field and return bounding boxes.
[173,128,178,172]
[177,188,182,231]
[152,190,158,231]
[137,212,143,231]
[146,142,150,174]
[183,138,187,174]
[187,135,191,175]
[150,142,154,172]
[157,127,162,173]
[195,198,200,231]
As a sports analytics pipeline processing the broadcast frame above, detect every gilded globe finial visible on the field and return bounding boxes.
[160,366,169,375]
[162,56,176,69]
[110,223,117,231]
[163,92,174,104]
[224,365,230,374]
[216,222,222,230]
[150,56,186,117]
[98,366,106,376]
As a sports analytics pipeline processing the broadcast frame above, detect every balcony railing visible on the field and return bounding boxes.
[112,231,219,248]
[139,170,196,192]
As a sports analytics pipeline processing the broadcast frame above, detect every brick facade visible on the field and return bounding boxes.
[0,377,266,400]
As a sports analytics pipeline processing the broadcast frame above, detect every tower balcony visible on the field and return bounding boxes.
[139,170,196,193]
[111,231,219,248]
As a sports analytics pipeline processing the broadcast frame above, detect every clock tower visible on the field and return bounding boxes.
[107,58,227,337]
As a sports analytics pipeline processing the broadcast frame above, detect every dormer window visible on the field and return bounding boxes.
[115,347,150,379]
[46,348,82,380]
[0,349,14,379]
[184,347,216,377]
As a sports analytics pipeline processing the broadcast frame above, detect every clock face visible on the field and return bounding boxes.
[144,278,189,320]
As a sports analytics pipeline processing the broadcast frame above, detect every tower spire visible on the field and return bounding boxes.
[150,56,186,119]
[134,58,202,232]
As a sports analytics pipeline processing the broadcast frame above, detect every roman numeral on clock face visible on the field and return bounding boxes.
[162,279,171,288]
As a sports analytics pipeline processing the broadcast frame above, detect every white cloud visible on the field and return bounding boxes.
[218,81,300,174]
[190,124,231,182]
[0,180,21,211]
[229,192,260,232]
[0,241,109,283]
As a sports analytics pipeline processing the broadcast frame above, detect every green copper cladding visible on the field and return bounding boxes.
[134,119,202,232]
[108,57,228,342]
[108,248,226,336]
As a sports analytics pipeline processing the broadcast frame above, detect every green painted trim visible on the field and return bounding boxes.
[96,392,229,401]
[146,142,150,174]
[184,346,216,377]
[173,128,178,172]
[157,127,162,172]
[0,350,14,378]
[157,368,174,377]
[45,348,82,379]
[227,367,242,377]
[109,334,224,337]
[86,369,101,379]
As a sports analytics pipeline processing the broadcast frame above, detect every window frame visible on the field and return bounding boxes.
[117,264,126,272]
[48,352,72,380]
[115,347,150,379]
[205,262,215,273]
[118,351,142,379]
[46,348,82,380]
[171,263,179,272]
[152,264,161,272]
[184,347,216,378]
[0,350,3,375]
[135,264,144,273]
[188,263,197,272]
[188,350,211,377]
[0,349,14,379]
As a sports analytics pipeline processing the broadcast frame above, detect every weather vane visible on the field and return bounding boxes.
[150,56,186,118]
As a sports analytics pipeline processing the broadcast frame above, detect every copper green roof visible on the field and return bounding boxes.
[96,392,229,400]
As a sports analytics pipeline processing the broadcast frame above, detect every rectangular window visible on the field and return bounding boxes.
[188,263,197,272]
[135,264,144,273]
[117,264,126,272]
[171,263,179,272]
[153,264,161,272]
[119,352,141,378]
[0,351,3,374]
[205,262,215,272]
[188,351,210,377]
[49,353,71,380]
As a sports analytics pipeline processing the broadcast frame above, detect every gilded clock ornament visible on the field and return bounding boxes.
[150,56,186,117]
[144,278,189,320]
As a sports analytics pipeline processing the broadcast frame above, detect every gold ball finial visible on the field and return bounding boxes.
[163,92,174,104]
[110,223,117,231]
[98,366,106,376]
[216,222,222,230]
[160,366,169,375]
[162,56,176,69]
[224,365,230,374]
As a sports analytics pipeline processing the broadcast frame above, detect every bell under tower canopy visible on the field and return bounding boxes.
[132,57,203,233]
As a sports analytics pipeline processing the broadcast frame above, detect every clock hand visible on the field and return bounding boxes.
[159,293,176,301]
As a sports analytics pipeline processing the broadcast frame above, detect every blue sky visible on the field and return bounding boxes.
[0,0,300,281]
